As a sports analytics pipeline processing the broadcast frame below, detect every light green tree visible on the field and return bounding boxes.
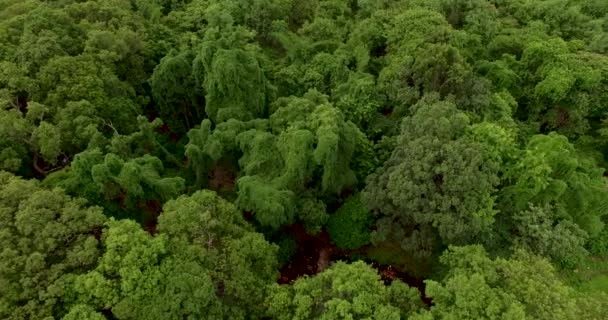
[45,149,184,219]
[0,172,106,320]
[412,245,608,320]
[235,90,361,231]
[266,260,424,320]
[67,190,279,320]
[498,132,608,265]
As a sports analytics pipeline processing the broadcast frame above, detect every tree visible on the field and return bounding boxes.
[0,51,144,175]
[35,54,141,133]
[193,25,270,123]
[108,116,183,168]
[0,95,116,177]
[184,119,221,189]
[0,100,34,173]
[67,219,222,320]
[160,190,279,318]
[148,49,203,132]
[45,149,185,219]
[83,27,148,87]
[363,96,500,256]
[412,245,608,320]
[516,39,608,137]
[266,260,424,320]
[504,133,608,232]
[235,90,362,231]
[333,71,382,132]
[0,0,163,177]
[377,7,491,113]
[67,190,279,320]
[204,0,292,41]
[158,189,252,243]
[511,205,588,267]
[63,305,107,320]
[7,2,85,75]
[0,171,106,320]
[497,132,608,265]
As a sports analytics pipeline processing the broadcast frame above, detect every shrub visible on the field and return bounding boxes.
[327,194,373,249]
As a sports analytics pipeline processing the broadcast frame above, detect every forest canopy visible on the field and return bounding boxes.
[1,0,608,319]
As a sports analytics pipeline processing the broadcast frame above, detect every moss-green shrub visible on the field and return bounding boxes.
[327,194,373,249]
[277,234,298,267]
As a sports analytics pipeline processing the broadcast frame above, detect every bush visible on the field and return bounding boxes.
[327,194,373,249]
[588,226,608,256]
[277,234,298,267]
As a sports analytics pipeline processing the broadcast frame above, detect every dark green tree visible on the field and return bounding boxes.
[363,96,500,256]
[149,49,203,132]
[327,193,373,249]
[193,25,270,123]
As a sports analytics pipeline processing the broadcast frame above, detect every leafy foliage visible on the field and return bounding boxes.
[412,245,608,320]
[363,96,500,256]
[327,193,373,249]
[2,0,608,318]
[0,172,106,320]
[45,148,184,218]
[231,90,363,231]
[149,49,203,132]
[66,190,279,319]
[266,261,424,320]
[193,25,271,123]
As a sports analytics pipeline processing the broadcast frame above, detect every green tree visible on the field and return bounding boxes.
[108,116,183,168]
[235,90,362,231]
[149,49,203,132]
[45,149,184,219]
[266,261,424,320]
[511,205,588,267]
[517,39,608,137]
[6,2,85,75]
[363,96,500,256]
[184,119,222,189]
[378,7,491,113]
[193,25,270,123]
[161,191,279,318]
[0,171,106,320]
[497,132,608,265]
[67,219,222,320]
[35,54,141,132]
[0,100,34,173]
[333,71,382,131]
[67,190,279,320]
[205,0,292,41]
[412,245,608,320]
[62,304,107,320]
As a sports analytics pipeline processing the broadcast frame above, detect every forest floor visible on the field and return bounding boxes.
[278,224,433,306]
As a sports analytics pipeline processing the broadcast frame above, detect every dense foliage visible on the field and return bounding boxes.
[1,0,608,319]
